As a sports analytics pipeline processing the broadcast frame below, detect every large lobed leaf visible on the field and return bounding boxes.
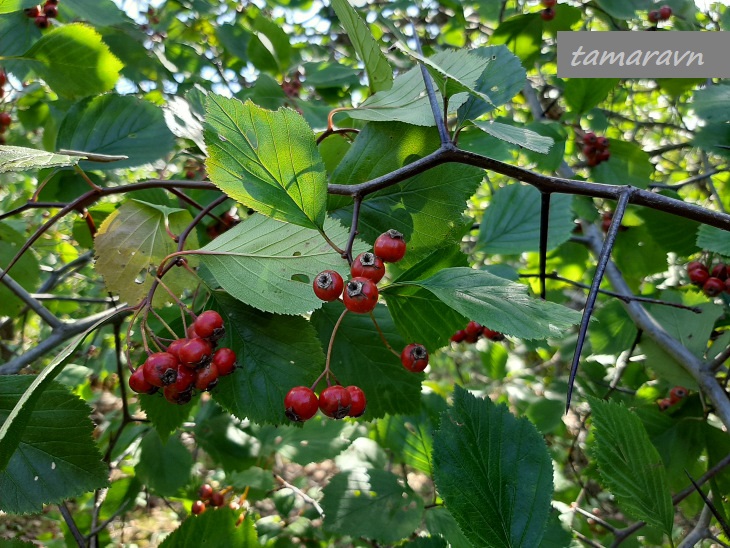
[205,94,328,231]
[432,386,554,548]
[588,397,674,536]
[0,145,83,173]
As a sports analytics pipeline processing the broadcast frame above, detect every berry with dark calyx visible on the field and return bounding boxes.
[210,491,225,507]
[703,277,725,297]
[401,343,429,372]
[318,385,352,419]
[166,338,188,360]
[25,5,42,17]
[212,347,237,376]
[711,263,727,280]
[185,169,196,179]
[351,252,385,283]
[142,352,178,387]
[669,386,688,403]
[129,366,157,394]
[659,5,672,19]
[648,10,660,23]
[194,362,219,391]
[342,277,379,314]
[658,398,671,411]
[584,132,598,145]
[346,386,367,418]
[43,3,58,17]
[35,15,50,28]
[163,384,192,405]
[284,386,319,422]
[687,261,705,272]
[313,270,344,302]
[541,0,557,6]
[178,337,213,369]
[688,267,709,286]
[191,500,206,515]
[540,7,555,21]
[464,321,482,337]
[373,229,406,263]
[582,145,596,158]
[596,136,609,149]
[464,331,480,344]
[174,364,196,392]
[198,484,214,501]
[450,330,467,343]
[194,310,225,340]
[597,149,610,163]
[483,327,505,341]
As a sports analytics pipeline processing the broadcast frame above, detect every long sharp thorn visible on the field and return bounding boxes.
[539,192,551,300]
[685,469,730,537]
[410,23,450,145]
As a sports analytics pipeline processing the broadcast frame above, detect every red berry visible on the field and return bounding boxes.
[46,0,59,3]
[284,386,319,422]
[401,343,429,373]
[313,270,344,302]
[597,149,610,163]
[465,321,482,337]
[0,113,10,128]
[582,145,596,158]
[191,500,206,515]
[711,263,728,280]
[0,70,5,87]
[166,338,188,360]
[648,10,660,23]
[186,324,198,339]
[596,136,609,149]
[584,132,598,145]
[687,261,705,272]
[658,398,671,411]
[43,4,58,17]
[35,15,50,28]
[450,330,467,343]
[174,364,196,392]
[210,491,225,507]
[541,0,557,6]
[342,277,379,314]
[212,347,237,376]
[346,386,367,418]
[688,267,709,286]
[194,310,225,340]
[178,337,213,369]
[185,169,196,179]
[142,352,179,387]
[659,5,672,20]
[669,386,687,403]
[198,484,214,500]
[351,252,385,283]
[703,277,725,297]
[25,5,42,17]
[194,362,219,391]
[483,327,505,341]
[163,384,193,405]
[373,230,406,263]
[318,385,352,419]
[128,366,157,394]
[465,331,480,344]
[540,7,555,21]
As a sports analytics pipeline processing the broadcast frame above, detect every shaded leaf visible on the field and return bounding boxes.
[0,222,40,317]
[138,393,197,443]
[490,14,543,69]
[159,508,258,547]
[472,121,553,153]
[697,225,730,255]
[0,145,83,173]
[563,78,620,115]
[135,431,192,497]
[692,83,730,122]
[274,417,357,465]
[592,140,653,190]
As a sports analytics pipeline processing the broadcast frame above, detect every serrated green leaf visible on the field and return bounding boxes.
[56,94,175,170]
[539,511,574,547]
[204,94,327,231]
[424,506,473,548]
[589,300,638,355]
[135,431,192,497]
[63,0,131,26]
[138,393,196,443]
[697,225,730,255]
[637,204,702,257]
[322,468,424,543]
[489,14,543,69]
[330,0,392,93]
[477,184,573,254]
[592,140,653,190]
[194,413,259,472]
[159,508,258,547]
[403,267,581,340]
[310,301,421,419]
[275,416,357,465]
[594,0,651,19]
[20,23,122,99]
[209,293,326,425]
[0,145,83,173]
[693,83,730,122]
[0,0,38,14]
[432,386,553,548]
[563,78,620,115]
[472,120,553,154]
[588,397,674,535]
[199,215,366,315]
[0,377,108,514]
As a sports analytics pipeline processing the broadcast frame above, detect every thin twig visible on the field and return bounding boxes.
[539,192,551,300]
[274,474,324,517]
[59,501,87,547]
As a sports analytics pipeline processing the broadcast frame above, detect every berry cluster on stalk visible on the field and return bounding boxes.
[582,132,610,167]
[451,321,505,344]
[648,5,672,24]
[687,260,730,297]
[284,384,367,422]
[657,386,688,411]
[128,310,238,405]
[25,0,59,29]
[539,0,557,21]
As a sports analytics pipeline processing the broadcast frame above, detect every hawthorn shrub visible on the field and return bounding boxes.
[0,0,729,546]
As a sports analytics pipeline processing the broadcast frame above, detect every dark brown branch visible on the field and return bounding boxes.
[539,192,550,300]
[59,502,87,547]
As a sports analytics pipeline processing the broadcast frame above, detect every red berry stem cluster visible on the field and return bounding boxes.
[25,0,59,29]
[451,320,505,344]
[687,260,730,297]
[648,5,672,24]
[128,310,237,404]
[540,0,557,21]
[657,386,688,411]
[582,132,610,167]
[192,483,239,515]
[284,384,366,422]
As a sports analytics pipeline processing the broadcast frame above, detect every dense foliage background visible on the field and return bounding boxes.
[0,0,729,546]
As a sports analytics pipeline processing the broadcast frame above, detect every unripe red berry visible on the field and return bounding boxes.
[465,321,482,337]
[669,386,687,404]
[191,500,206,515]
[313,270,344,302]
[212,347,237,376]
[178,337,213,369]
[688,267,709,286]
[597,149,610,163]
[129,366,157,394]
[373,229,406,263]
[401,343,429,372]
[450,330,467,343]
[540,7,555,21]
[318,385,352,419]
[142,352,179,387]
[703,277,725,297]
[648,10,660,23]
[346,386,367,418]
[342,277,379,314]
[582,145,596,158]
[351,252,385,283]
[185,169,196,179]
[194,362,219,391]
[711,263,728,280]
[659,5,672,20]
[596,136,609,149]
[194,310,225,340]
[284,386,319,422]
[198,484,214,501]
[0,113,9,127]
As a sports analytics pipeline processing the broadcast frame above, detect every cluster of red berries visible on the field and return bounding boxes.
[539,0,557,21]
[128,311,237,404]
[281,72,302,98]
[25,0,59,29]
[648,5,672,24]
[657,386,688,411]
[191,483,239,515]
[582,132,610,167]
[600,211,629,233]
[687,260,730,297]
[313,229,406,314]
[451,321,505,344]
[284,384,367,422]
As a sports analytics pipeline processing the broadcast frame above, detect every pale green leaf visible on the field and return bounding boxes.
[697,225,730,255]
[0,145,83,173]
[472,120,553,154]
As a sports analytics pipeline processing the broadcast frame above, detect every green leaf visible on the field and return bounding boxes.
[310,301,421,419]
[0,222,40,317]
[637,204,702,257]
[523,121,568,172]
[594,0,650,19]
[0,377,108,514]
[159,508,258,547]
[138,393,196,443]
[199,215,366,315]
[472,121,553,153]
[432,386,553,548]
[20,23,122,99]
[94,200,199,308]
[209,293,326,425]
[273,417,357,465]
[589,300,638,355]
[0,11,39,57]
[477,184,573,254]
[135,431,193,497]
[424,506,473,548]
[330,0,393,92]
[563,79,620,115]
[593,140,653,190]
[302,61,360,88]
[0,146,83,173]
[540,511,574,547]
[322,468,424,544]
[588,397,674,535]
[490,14,543,69]
[0,0,39,14]
[697,225,730,255]
[204,94,328,231]
[194,413,259,472]
[56,94,176,170]
[692,83,730,122]
[403,267,581,340]
[63,0,131,26]
[693,121,730,159]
